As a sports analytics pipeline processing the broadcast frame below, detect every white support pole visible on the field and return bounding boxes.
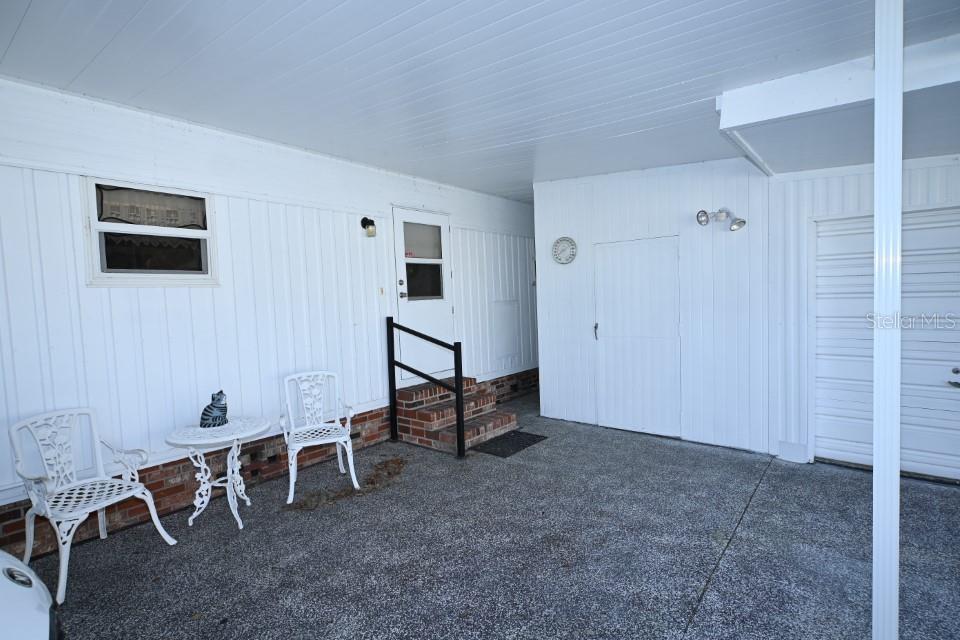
[872,0,903,638]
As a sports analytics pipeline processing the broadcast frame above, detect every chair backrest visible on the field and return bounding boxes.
[283,371,342,432]
[8,409,105,491]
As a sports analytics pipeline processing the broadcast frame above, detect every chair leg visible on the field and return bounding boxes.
[22,508,36,565]
[286,447,300,504]
[344,439,360,490]
[97,508,107,540]
[51,517,86,605]
[336,442,346,474]
[138,490,176,546]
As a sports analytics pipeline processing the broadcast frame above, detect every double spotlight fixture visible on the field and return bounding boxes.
[696,208,746,232]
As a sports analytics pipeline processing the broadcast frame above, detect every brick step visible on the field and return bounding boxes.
[397,391,497,432]
[398,410,518,455]
[395,376,478,406]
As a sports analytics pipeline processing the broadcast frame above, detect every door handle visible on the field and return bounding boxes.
[399,292,408,298]
[594,322,599,340]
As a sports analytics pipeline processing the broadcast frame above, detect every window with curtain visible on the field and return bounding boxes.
[87,181,216,286]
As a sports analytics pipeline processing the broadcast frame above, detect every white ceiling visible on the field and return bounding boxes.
[1,0,959,202]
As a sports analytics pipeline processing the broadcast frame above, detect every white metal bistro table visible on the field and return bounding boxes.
[166,417,270,530]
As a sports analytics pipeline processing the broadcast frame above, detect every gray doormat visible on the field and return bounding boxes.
[473,430,547,458]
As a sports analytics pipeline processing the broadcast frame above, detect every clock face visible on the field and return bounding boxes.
[552,236,577,264]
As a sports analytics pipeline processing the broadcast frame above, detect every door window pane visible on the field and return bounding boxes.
[403,222,442,259]
[406,263,443,300]
[100,232,207,273]
[97,185,207,229]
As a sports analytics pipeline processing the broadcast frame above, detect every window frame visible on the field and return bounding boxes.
[83,177,219,287]
[404,261,444,301]
[402,221,445,301]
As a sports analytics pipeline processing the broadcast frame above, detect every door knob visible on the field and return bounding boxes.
[953,367,960,375]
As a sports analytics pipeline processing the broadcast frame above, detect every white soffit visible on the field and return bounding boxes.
[718,34,960,174]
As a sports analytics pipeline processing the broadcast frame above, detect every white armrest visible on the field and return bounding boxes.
[101,440,148,483]
[14,469,50,513]
[343,405,354,427]
[14,466,48,483]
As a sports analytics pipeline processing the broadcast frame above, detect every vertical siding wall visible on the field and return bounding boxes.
[533,159,771,454]
[452,229,538,376]
[0,80,535,505]
[768,154,960,463]
[536,154,960,460]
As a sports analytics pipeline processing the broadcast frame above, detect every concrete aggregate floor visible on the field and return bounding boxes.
[36,395,960,639]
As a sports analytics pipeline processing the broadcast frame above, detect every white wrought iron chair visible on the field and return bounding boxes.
[281,371,360,504]
[9,409,177,603]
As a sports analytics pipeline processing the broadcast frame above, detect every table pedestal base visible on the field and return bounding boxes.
[187,439,250,529]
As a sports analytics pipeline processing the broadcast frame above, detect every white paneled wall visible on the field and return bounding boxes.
[452,229,537,377]
[536,154,960,461]
[768,154,960,465]
[534,159,770,454]
[0,80,534,504]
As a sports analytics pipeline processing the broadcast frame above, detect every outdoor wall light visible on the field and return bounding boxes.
[360,217,377,237]
[695,208,746,232]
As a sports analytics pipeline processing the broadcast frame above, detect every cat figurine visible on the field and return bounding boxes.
[199,390,229,428]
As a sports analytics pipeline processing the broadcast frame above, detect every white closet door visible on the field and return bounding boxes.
[815,209,960,479]
[594,237,681,436]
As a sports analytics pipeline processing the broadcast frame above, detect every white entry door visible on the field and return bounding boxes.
[393,208,455,380]
[815,208,960,479]
[594,237,681,436]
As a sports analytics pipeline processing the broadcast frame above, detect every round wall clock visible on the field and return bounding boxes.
[552,236,577,264]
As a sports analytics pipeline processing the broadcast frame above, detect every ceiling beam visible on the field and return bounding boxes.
[717,33,959,131]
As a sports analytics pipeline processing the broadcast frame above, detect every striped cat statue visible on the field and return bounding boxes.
[200,390,229,428]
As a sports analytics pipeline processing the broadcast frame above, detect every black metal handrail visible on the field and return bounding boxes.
[386,316,466,458]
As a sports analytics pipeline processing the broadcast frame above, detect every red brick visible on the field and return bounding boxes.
[3,518,25,534]
[0,508,23,524]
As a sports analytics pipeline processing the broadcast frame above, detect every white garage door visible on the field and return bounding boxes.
[815,209,960,479]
